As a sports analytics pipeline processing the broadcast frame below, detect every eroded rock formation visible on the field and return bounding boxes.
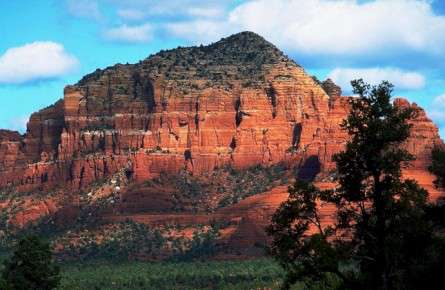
[0,32,443,257]
[321,78,342,97]
[2,32,441,193]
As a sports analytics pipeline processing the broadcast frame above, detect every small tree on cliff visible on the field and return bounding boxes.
[2,235,60,290]
[268,79,442,290]
[429,145,445,189]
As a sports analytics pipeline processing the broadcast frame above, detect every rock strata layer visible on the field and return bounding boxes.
[0,33,443,253]
[0,32,445,257]
[1,32,441,193]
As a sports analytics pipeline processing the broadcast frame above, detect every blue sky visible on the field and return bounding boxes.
[0,0,444,139]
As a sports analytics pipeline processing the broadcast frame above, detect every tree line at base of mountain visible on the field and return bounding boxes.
[268,79,445,290]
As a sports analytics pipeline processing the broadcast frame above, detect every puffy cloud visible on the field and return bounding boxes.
[0,42,79,84]
[166,20,231,44]
[164,0,445,59]
[102,0,445,71]
[103,24,153,43]
[233,0,445,55]
[67,0,102,20]
[327,67,426,91]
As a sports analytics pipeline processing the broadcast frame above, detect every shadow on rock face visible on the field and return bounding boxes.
[297,155,321,182]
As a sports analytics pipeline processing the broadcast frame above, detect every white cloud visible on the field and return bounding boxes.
[117,9,146,21]
[231,0,445,55]
[165,0,445,57]
[187,7,225,18]
[166,20,232,44]
[432,94,445,108]
[7,116,28,133]
[429,110,445,123]
[0,42,79,84]
[116,6,224,22]
[118,7,223,22]
[67,0,102,20]
[103,24,153,43]
[428,110,445,135]
[327,67,426,91]
[430,95,445,137]
[111,0,229,18]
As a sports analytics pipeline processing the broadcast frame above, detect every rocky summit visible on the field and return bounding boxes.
[0,32,443,258]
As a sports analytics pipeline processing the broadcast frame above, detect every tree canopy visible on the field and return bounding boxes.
[429,145,445,189]
[1,235,60,290]
[267,79,445,290]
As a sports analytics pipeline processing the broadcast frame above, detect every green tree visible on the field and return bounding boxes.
[2,235,60,290]
[268,80,444,290]
[266,181,345,290]
[429,145,445,189]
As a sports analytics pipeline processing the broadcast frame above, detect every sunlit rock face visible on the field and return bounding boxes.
[0,32,445,258]
[0,32,442,238]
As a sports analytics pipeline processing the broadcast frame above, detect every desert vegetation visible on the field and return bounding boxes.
[141,163,291,213]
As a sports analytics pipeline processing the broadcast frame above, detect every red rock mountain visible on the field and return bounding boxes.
[0,32,443,257]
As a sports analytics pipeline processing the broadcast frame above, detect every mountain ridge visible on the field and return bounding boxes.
[0,32,443,259]
[77,31,299,95]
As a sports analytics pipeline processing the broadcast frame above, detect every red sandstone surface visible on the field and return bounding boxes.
[0,32,443,256]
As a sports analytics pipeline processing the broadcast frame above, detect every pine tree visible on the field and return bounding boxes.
[268,80,443,290]
[429,145,445,189]
[2,235,60,290]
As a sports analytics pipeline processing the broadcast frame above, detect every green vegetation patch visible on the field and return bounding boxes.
[59,259,283,290]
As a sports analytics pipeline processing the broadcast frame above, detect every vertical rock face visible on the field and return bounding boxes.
[0,32,443,257]
[0,31,442,195]
[0,130,25,171]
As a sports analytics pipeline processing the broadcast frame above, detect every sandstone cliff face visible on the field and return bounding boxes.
[0,130,24,172]
[0,32,443,244]
[2,37,441,194]
[1,33,443,193]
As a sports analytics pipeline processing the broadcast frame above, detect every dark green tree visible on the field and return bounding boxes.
[429,145,445,189]
[266,181,346,290]
[268,80,444,290]
[2,235,60,290]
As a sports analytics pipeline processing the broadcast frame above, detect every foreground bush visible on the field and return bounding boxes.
[1,235,60,290]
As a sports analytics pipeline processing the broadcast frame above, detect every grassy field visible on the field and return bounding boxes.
[60,259,285,290]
